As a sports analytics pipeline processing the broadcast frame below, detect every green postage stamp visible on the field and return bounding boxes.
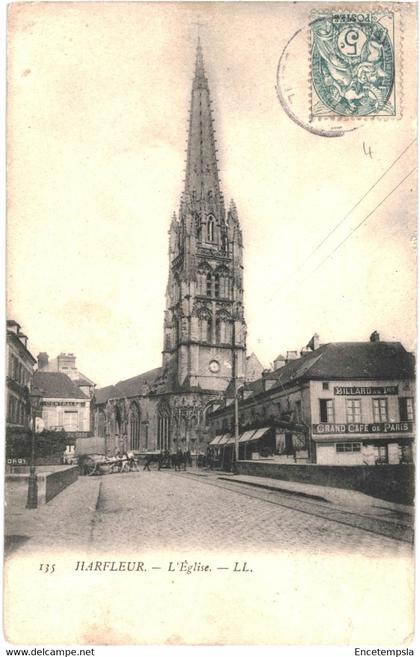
[311,10,396,118]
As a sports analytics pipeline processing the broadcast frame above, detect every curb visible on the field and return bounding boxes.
[218,476,330,503]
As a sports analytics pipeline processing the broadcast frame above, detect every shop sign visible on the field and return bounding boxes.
[334,386,398,396]
[7,458,27,465]
[41,401,85,407]
[313,422,413,435]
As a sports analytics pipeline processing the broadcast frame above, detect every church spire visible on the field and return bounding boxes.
[184,38,221,203]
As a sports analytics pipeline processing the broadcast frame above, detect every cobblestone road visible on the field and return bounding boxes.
[90,470,412,557]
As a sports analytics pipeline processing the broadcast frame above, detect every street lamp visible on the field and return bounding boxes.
[26,388,42,509]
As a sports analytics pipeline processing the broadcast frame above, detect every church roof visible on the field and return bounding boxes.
[94,367,163,403]
[115,367,163,397]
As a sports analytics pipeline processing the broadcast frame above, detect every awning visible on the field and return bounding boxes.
[218,434,231,445]
[208,434,225,446]
[238,430,257,443]
[249,426,271,441]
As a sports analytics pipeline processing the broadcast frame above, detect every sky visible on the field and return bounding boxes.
[7,2,417,388]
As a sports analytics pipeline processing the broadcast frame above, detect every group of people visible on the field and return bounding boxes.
[142,448,192,472]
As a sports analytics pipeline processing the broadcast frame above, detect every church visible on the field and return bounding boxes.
[93,40,262,456]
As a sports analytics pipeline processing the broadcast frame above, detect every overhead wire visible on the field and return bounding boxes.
[294,138,417,276]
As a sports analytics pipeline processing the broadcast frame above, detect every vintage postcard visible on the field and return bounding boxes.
[4,1,417,648]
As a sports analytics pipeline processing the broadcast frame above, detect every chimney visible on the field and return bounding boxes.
[286,351,298,363]
[273,354,286,370]
[261,369,277,392]
[370,330,380,343]
[17,332,28,348]
[307,333,320,351]
[57,352,77,371]
[37,352,49,369]
[7,320,20,335]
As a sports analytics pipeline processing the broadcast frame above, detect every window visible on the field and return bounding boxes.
[11,355,18,380]
[215,318,221,343]
[295,400,302,420]
[214,274,220,298]
[206,273,212,296]
[157,413,170,451]
[346,399,361,423]
[207,216,215,242]
[319,399,334,423]
[399,397,414,422]
[129,404,141,451]
[336,442,361,453]
[375,445,388,464]
[63,411,78,432]
[373,398,388,422]
[8,396,14,422]
[322,382,330,390]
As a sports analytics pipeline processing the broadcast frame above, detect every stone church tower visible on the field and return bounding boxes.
[93,39,247,455]
[162,39,247,393]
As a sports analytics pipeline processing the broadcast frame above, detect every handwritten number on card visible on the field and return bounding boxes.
[363,142,373,159]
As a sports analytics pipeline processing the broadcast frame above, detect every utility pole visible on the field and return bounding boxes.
[232,321,239,472]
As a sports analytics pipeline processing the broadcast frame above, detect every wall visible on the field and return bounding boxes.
[310,379,415,426]
[42,398,90,432]
[316,441,405,466]
[236,461,414,505]
[45,465,78,502]
[5,465,78,507]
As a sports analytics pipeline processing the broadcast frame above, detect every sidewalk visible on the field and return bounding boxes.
[186,469,414,526]
[4,475,102,556]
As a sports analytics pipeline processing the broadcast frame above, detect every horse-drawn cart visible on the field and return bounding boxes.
[79,453,139,476]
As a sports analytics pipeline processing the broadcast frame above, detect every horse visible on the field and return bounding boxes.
[171,449,189,471]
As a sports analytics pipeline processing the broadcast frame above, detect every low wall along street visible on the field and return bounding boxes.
[5,465,79,507]
[236,461,414,505]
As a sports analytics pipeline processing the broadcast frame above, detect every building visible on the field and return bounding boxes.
[33,371,91,438]
[6,320,37,433]
[93,39,251,455]
[207,332,415,466]
[37,352,95,398]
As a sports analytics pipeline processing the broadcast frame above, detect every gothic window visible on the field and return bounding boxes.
[221,232,227,253]
[214,274,220,298]
[215,266,230,298]
[97,410,106,437]
[172,275,180,302]
[216,310,232,344]
[129,403,141,451]
[157,404,171,451]
[198,310,212,342]
[207,215,215,242]
[206,318,212,342]
[197,262,212,296]
[215,318,221,343]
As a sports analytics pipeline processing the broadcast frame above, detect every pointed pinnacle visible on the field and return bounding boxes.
[194,36,206,82]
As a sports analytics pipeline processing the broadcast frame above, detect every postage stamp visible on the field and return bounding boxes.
[310,10,396,118]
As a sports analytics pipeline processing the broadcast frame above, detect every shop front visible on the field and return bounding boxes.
[314,433,415,466]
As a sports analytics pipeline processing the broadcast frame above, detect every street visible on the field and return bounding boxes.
[4,469,414,645]
[89,469,412,556]
[5,468,413,558]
